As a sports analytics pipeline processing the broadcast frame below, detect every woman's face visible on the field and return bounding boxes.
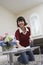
[18,21,25,28]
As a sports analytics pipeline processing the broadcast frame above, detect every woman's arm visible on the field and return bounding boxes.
[16,40,24,48]
[16,42,23,48]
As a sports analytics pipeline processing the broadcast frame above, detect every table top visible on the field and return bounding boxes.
[0,46,40,55]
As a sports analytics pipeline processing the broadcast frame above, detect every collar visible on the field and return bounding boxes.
[19,27,29,33]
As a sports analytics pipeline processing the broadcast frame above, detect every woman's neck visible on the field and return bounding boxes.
[21,27,26,33]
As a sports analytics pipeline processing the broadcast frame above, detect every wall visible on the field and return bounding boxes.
[0,6,17,35]
[0,4,43,39]
[17,4,43,39]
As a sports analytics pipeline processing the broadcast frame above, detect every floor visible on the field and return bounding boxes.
[0,54,43,65]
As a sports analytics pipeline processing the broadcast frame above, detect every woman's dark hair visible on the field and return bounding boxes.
[16,16,27,27]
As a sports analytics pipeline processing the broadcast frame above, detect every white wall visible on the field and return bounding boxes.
[17,4,43,39]
[0,6,17,35]
[0,4,43,39]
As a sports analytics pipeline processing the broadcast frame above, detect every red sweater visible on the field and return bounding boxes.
[15,27,31,47]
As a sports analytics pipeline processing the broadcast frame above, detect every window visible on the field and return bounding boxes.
[30,13,42,37]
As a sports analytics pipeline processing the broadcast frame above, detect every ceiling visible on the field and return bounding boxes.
[0,0,43,15]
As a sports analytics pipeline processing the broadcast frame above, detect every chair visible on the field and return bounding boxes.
[33,38,43,54]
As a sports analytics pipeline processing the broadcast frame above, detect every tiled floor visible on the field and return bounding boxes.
[0,54,43,65]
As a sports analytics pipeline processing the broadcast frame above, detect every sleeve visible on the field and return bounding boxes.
[28,27,33,43]
[15,30,20,41]
[27,27,31,36]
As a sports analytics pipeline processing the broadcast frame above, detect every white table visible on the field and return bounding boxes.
[0,46,41,65]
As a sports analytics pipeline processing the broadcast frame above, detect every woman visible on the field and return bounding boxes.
[15,16,35,64]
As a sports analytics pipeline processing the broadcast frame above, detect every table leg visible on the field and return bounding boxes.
[38,46,42,65]
[9,53,14,65]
